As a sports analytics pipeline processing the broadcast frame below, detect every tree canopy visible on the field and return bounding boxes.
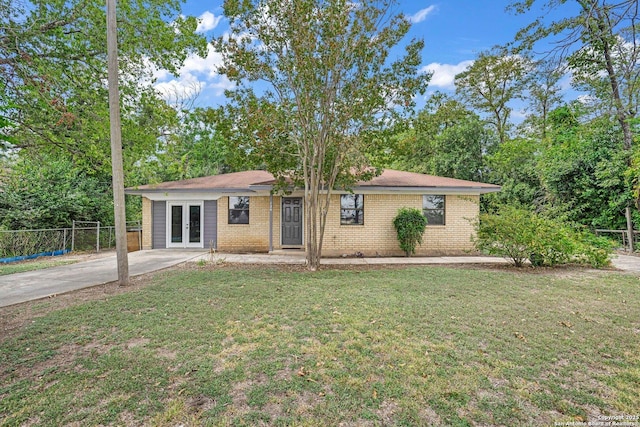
[1,0,207,177]
[216,0,429,269]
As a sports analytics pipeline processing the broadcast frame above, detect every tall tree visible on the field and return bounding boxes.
[216,0,429,270]
[510,0,640,250]
[526,60,564,139]
[1,0,206,168]
[454,48,530,144]
[390,93,496,182]
[538,105,632,229]
[484,136,542,211]
[161,108,237,180]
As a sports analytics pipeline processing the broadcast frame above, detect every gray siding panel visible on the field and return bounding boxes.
[152,201,167,249]
[204,200,217,250]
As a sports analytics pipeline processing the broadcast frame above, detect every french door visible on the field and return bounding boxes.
[167,202,203,248]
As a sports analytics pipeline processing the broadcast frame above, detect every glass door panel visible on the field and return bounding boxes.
[189,205,201,244]
[171,205,183,243]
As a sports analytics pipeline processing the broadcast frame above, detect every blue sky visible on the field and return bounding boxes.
[154,1,568,110]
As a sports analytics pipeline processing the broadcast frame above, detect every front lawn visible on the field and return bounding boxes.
[1,265,638,426]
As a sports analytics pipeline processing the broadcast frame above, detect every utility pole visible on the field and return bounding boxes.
[106,0,129,285]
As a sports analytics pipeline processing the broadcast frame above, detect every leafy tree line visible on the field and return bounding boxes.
[369,0,639,242]
[0,0,238,229]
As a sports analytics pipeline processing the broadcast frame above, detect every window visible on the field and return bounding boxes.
[341,194,364,225]
[423,195,445,225]
[229,196,250,224]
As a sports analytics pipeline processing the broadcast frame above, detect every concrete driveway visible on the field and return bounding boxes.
[0,250,206,308]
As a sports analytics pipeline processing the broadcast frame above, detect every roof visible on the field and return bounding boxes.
[125,169,500,194]
[127,170,275,192]
[356,169,499,190]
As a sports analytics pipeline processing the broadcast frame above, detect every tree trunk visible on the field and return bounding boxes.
[305,168,320,271]
[306,194,320,271]
[590,5,635,251]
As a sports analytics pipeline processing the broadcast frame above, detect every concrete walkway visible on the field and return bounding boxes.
[198,252,640,270]
[610,254,640,272]
[196,252,515,266]
[0,250,206,308]
[1,251,639,308]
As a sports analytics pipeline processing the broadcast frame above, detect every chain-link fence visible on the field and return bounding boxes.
[0,221,141,260]
[0,228,71,259]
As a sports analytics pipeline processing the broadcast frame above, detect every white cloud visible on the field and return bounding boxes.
[558,73,573,91]
[421,60,474,89]
[179,44,224,78]
[152,68,171,81]
[196,11,223,33]
[512,109,527,120]
[408,6,436,24]
[209,75,236,97]
[153,44,227,106]
[577,94,596,105]
[154,72,204,102]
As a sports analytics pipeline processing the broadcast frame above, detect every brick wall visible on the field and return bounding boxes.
[141,197,152,250]
[217,196,273,252]
[146,193,480,255]
[321,193,479,257]
[418,195,479,255]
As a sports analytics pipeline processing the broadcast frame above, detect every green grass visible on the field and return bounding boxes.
[1,265,639,426]
[0,258,77,276]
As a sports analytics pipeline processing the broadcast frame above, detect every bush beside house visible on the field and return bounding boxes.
[474,206,613,268]
[393,207,428,256]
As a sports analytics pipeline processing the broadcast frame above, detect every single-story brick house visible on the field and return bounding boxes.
[125,169,500,256]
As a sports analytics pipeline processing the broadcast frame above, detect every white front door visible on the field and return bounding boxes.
[167,202,203,248]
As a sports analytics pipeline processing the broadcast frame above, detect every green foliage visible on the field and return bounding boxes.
[216,0,429,268]
[474,207,534,267]
[484,137,542,211]
[129,107,240,186]
[1,0,207,179]
[386,93,497,182]
[393,207,427,256]
[0,155,113,229]
[511,0,638,154]
[539,110,633,229]
[523,60,563,139]
[571,230,616,269]
[475,206,613,268]
[454,48,530,144]
[164,108,235,179]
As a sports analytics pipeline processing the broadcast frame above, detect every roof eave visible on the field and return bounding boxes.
[125,187,258,195]
[126,185,502,196]
[350,185,501,194]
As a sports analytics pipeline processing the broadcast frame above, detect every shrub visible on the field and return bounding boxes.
[393,207,427,257]
[571,230,615,269]
[474,207,534,267]
[474,206,613,268]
